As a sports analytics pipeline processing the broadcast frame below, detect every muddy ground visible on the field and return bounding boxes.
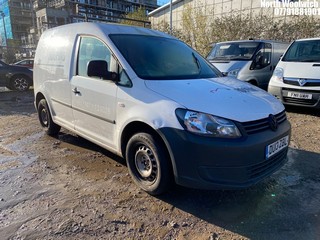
[0,89,319,240]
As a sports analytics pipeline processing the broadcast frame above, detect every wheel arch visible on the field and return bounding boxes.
[35,92,55,118]
[35,92,46,109]
[120,121,177,178]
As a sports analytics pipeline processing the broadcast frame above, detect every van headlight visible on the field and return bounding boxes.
[271,67,284,82]
[228,68,240,77]
[175,109,242,138]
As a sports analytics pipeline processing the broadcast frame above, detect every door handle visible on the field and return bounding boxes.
[72,87,81,95]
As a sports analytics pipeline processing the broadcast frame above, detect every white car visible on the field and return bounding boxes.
[33,22,291,195]
[268,38,320,108]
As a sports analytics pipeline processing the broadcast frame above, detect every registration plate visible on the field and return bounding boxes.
[266,135,289,159]
[287,91,312,99]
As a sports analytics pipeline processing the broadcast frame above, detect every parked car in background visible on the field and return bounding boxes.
[207,40,289,89]
[0,60,33,91]
[13,59,34,69]
[34,22,291,195]
[268,38,320,108]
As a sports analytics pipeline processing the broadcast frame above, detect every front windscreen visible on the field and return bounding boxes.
[109,34,221,80]
[282,40,320,62]
[207,42,260,61]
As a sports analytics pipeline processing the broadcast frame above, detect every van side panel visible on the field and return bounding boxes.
[34,27,77,130]
[272,43,289,68]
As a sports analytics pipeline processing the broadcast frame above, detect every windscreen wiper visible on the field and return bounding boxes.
[300,59,320,62]
[192,52,201,72]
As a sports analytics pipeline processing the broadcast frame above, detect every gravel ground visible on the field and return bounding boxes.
[0,89,319,240]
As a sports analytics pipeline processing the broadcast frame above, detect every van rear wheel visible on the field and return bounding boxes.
[37,99,61,136]
[126,133,173,195]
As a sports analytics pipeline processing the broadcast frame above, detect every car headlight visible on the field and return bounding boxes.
[271,67,284,82]
[176,109,242,138]
[228,68,240,77]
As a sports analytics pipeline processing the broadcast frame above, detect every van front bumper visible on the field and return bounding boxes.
[268,85,320,108]
[158,120,291,190]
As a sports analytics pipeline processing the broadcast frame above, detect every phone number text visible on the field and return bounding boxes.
[274,8,320,15]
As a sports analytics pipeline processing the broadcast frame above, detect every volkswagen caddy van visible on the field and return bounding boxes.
[33,23,291,195]
[268,38,320,108]
[207,40,289,89]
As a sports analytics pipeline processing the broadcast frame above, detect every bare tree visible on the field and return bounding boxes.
[152,7,320,56]
[120,7,150,28]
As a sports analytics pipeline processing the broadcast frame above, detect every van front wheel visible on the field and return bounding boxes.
[126,133,173,195]
[37,99,61,136]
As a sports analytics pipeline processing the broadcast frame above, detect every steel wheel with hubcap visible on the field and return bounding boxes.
[126,132,173,195]
[37,99,61,136]
[135,145,158,182]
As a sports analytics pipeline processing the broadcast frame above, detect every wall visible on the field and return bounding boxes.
[149,0,318,30]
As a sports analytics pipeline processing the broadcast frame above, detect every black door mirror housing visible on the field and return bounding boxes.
[87,60,119,81]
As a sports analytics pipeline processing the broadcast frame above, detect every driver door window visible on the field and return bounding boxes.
[252,43,272,70]
[77,37,112,78]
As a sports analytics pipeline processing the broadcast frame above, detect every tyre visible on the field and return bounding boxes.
[248,80,258,86]
[126,133,173,195]
[5,85,14,91]
[10,75,31,91]
[37,99,61,136]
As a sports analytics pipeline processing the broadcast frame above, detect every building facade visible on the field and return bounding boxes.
[34,0,158,34]
[0,0,34,47]
[148,0,319,30]
[0,0,158,59]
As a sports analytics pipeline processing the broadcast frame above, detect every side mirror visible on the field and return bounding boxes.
[250,54,270,70]
[260,56,268,66]
[87,60,118,81]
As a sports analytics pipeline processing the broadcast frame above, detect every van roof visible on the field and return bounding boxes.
[213,39,288,45]
[295,37,320,42]
[45,22,173,39]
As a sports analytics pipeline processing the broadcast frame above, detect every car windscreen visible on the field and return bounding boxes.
[282,40,320,62]
[207,42,260,61]
[109,34,222,80]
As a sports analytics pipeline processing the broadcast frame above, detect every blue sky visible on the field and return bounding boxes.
[157,0,170,6]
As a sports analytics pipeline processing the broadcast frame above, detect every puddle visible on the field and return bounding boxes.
[276,149,302,187]
[0,132,43,172]
[0,87,8,92]
[0,90,35,116]
[0,160,22,171]
[278,174,301,187]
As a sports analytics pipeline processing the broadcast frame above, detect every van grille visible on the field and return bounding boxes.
[283,77,320,87]
[241,110,287,135]
[248,148,288,180]
[283,97,317,105]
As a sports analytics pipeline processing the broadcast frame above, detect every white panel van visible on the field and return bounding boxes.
[207,40,289,89]
[33,23,291,195]
[268,38,320,108]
